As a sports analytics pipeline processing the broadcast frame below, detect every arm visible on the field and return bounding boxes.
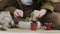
[39,2,54,18]
[5,0,23,18]
[4,0,18,14]
[33,2,54,19]
[41,2,54,12]
[5,6,17,14]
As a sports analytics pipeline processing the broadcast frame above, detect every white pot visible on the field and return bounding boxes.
[18,21,41,29]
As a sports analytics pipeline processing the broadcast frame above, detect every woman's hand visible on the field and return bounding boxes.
[14,9,23,18]
[33,9,47,19]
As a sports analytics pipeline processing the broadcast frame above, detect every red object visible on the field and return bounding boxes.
[31,23,37,30]
[45,23,52,30]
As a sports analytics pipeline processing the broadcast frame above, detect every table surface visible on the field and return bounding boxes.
[0,28,60,33]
